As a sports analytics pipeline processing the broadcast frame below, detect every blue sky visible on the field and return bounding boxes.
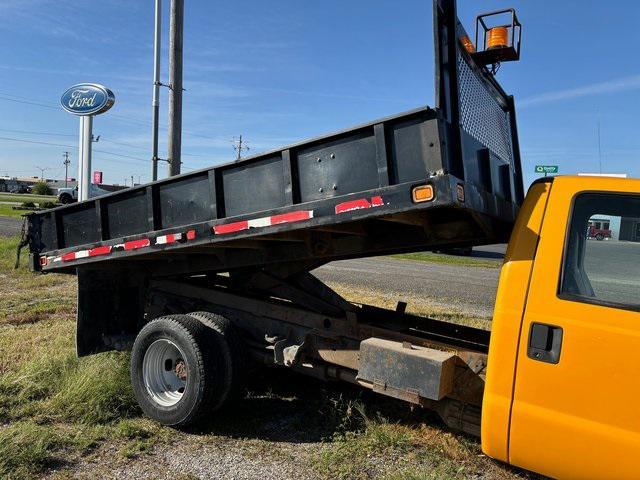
[0,0,638,187]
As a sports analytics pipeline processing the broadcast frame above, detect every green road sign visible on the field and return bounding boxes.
[535,165,558,174]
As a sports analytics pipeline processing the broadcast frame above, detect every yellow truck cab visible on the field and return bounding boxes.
[483,175,640,479]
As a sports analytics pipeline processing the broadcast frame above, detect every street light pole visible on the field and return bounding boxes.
[63,151,70,188]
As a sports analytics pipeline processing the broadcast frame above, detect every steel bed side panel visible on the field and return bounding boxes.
[29,109,443,253]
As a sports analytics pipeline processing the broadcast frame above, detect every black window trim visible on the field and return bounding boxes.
[557,190,640,314]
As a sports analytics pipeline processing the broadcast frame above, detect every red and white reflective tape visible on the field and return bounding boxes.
[59,245,113,263]
[40,195,387,266]
[213,210,313,235]
[156,230,195,245]
[41,229,197,266]
[156,233,181,245]
[335,196,384,214]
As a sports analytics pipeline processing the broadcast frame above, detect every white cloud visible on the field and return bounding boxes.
[519,74,640,108]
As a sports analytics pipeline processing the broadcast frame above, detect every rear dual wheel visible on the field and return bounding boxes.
[130,312,246,427]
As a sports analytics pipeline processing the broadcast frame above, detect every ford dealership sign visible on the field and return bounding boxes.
[60,83,115,116]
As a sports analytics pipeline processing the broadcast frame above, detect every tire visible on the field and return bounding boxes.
[59,193,73,204]
[130,314,229,427]
[595,233,604,241]
[186,311,247,402]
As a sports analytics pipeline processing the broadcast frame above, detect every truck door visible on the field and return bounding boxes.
[509,178,640,479]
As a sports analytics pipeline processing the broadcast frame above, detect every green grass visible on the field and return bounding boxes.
[0,193,57,204]
[0,422,66,480]
[0,236,145,477]
[0,204,28,218]
[392,251,501,268]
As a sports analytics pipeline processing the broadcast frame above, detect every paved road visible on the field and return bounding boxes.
[0,216,21,237]
[314,256,500,318]
[315,240,640,319]
[584,240,640,306]
[472,243,506,259]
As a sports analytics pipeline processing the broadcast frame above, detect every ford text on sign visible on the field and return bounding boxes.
[60,84,115,116]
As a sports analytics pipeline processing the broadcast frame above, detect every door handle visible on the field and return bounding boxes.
[527,322,563,364]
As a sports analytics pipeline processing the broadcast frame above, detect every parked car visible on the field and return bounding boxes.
[57,185,110,204]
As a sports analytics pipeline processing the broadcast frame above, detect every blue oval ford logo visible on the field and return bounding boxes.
[60,83,115,116]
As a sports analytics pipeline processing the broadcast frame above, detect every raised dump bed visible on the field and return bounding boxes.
[19,0,527,440]
[25,0,523,275]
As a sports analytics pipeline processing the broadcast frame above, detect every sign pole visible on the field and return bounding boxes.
[78,115,93,201]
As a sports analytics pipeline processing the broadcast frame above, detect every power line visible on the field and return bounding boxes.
[0,127,75,137]
[0,135,72,149]
[0,93,59,110]
[100,138,149,151]
[0,90,225,144]
[0,135,148,163]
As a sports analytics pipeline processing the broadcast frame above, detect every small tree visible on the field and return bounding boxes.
[32,182,52,196]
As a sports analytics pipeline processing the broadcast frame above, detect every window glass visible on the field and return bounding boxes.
[560,193,640,311]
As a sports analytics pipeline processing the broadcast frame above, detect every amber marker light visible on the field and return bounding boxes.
[412,185,434,203]
[487,26,509,50]
[460,35,476,53]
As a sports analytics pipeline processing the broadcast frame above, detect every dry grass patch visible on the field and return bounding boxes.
[331,283,491,330]
[392,252,501,269]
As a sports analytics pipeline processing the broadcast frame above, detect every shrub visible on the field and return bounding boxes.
[31,182,52,196]
[39,201,57,209]
[20,201,35,208]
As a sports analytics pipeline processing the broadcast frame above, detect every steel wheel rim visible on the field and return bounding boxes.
[142,339,188,407]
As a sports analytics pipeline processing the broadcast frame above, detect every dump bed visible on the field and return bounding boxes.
[26,0,523,275]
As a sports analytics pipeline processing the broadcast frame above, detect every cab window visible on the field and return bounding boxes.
[559,192,640,311]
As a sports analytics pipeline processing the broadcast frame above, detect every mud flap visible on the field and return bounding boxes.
[76,268,148,357]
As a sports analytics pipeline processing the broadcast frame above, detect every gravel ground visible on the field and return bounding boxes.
[58,438,318,480]
[0,216,21,237]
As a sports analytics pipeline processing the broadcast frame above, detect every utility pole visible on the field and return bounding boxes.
[131,175,135,187]
[232,135,250,161]
[63,152,70,188]
[167,0,184,177]
[151,0,162,181]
